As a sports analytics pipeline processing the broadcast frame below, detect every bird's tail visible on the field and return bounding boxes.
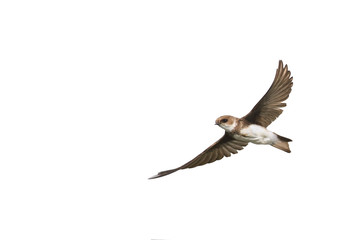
[271,134,292,153]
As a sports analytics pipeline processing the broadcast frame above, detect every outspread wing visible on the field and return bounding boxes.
[243,60,293,127]
[149,134,248,179]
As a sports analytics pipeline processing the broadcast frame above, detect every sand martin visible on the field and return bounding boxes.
[149,60,293,179]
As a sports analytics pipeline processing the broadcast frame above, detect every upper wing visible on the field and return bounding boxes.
[243,60,293,127]
[149,134,248,179]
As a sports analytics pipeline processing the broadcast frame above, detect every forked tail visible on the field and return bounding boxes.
[271,134,292,153]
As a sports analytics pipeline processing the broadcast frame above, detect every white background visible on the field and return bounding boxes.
[1,1,360,240]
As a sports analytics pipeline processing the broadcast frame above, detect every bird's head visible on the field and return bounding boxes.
[215,115,237,132]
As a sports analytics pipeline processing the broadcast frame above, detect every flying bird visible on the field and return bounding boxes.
[149,60,293,179]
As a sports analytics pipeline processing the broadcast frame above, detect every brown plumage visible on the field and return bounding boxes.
[149,60,293,179]
[244,61,293,127]
[149,135,248,179]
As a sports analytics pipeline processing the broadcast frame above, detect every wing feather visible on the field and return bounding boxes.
[149,134,248,179]
[243,60,293,127]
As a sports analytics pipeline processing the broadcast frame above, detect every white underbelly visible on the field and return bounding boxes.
[234,124,278,145]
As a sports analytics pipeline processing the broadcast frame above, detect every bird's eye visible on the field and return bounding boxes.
[221,119,228,123]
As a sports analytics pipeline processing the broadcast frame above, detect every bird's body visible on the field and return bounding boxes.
[217,116,292,153]
[216,116,274,144]
[238,124,276,144]
[150,60,293,179]
[233,121,278,145]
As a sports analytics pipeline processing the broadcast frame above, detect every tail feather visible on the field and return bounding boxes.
[271,134,292,153]
[276,134,292,142]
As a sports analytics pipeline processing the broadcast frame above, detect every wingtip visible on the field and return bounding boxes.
[148,174,160,180]
[148,168,179,179]
[279,60,289,69]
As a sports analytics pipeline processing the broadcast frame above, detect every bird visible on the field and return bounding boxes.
[149,60,293,179]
